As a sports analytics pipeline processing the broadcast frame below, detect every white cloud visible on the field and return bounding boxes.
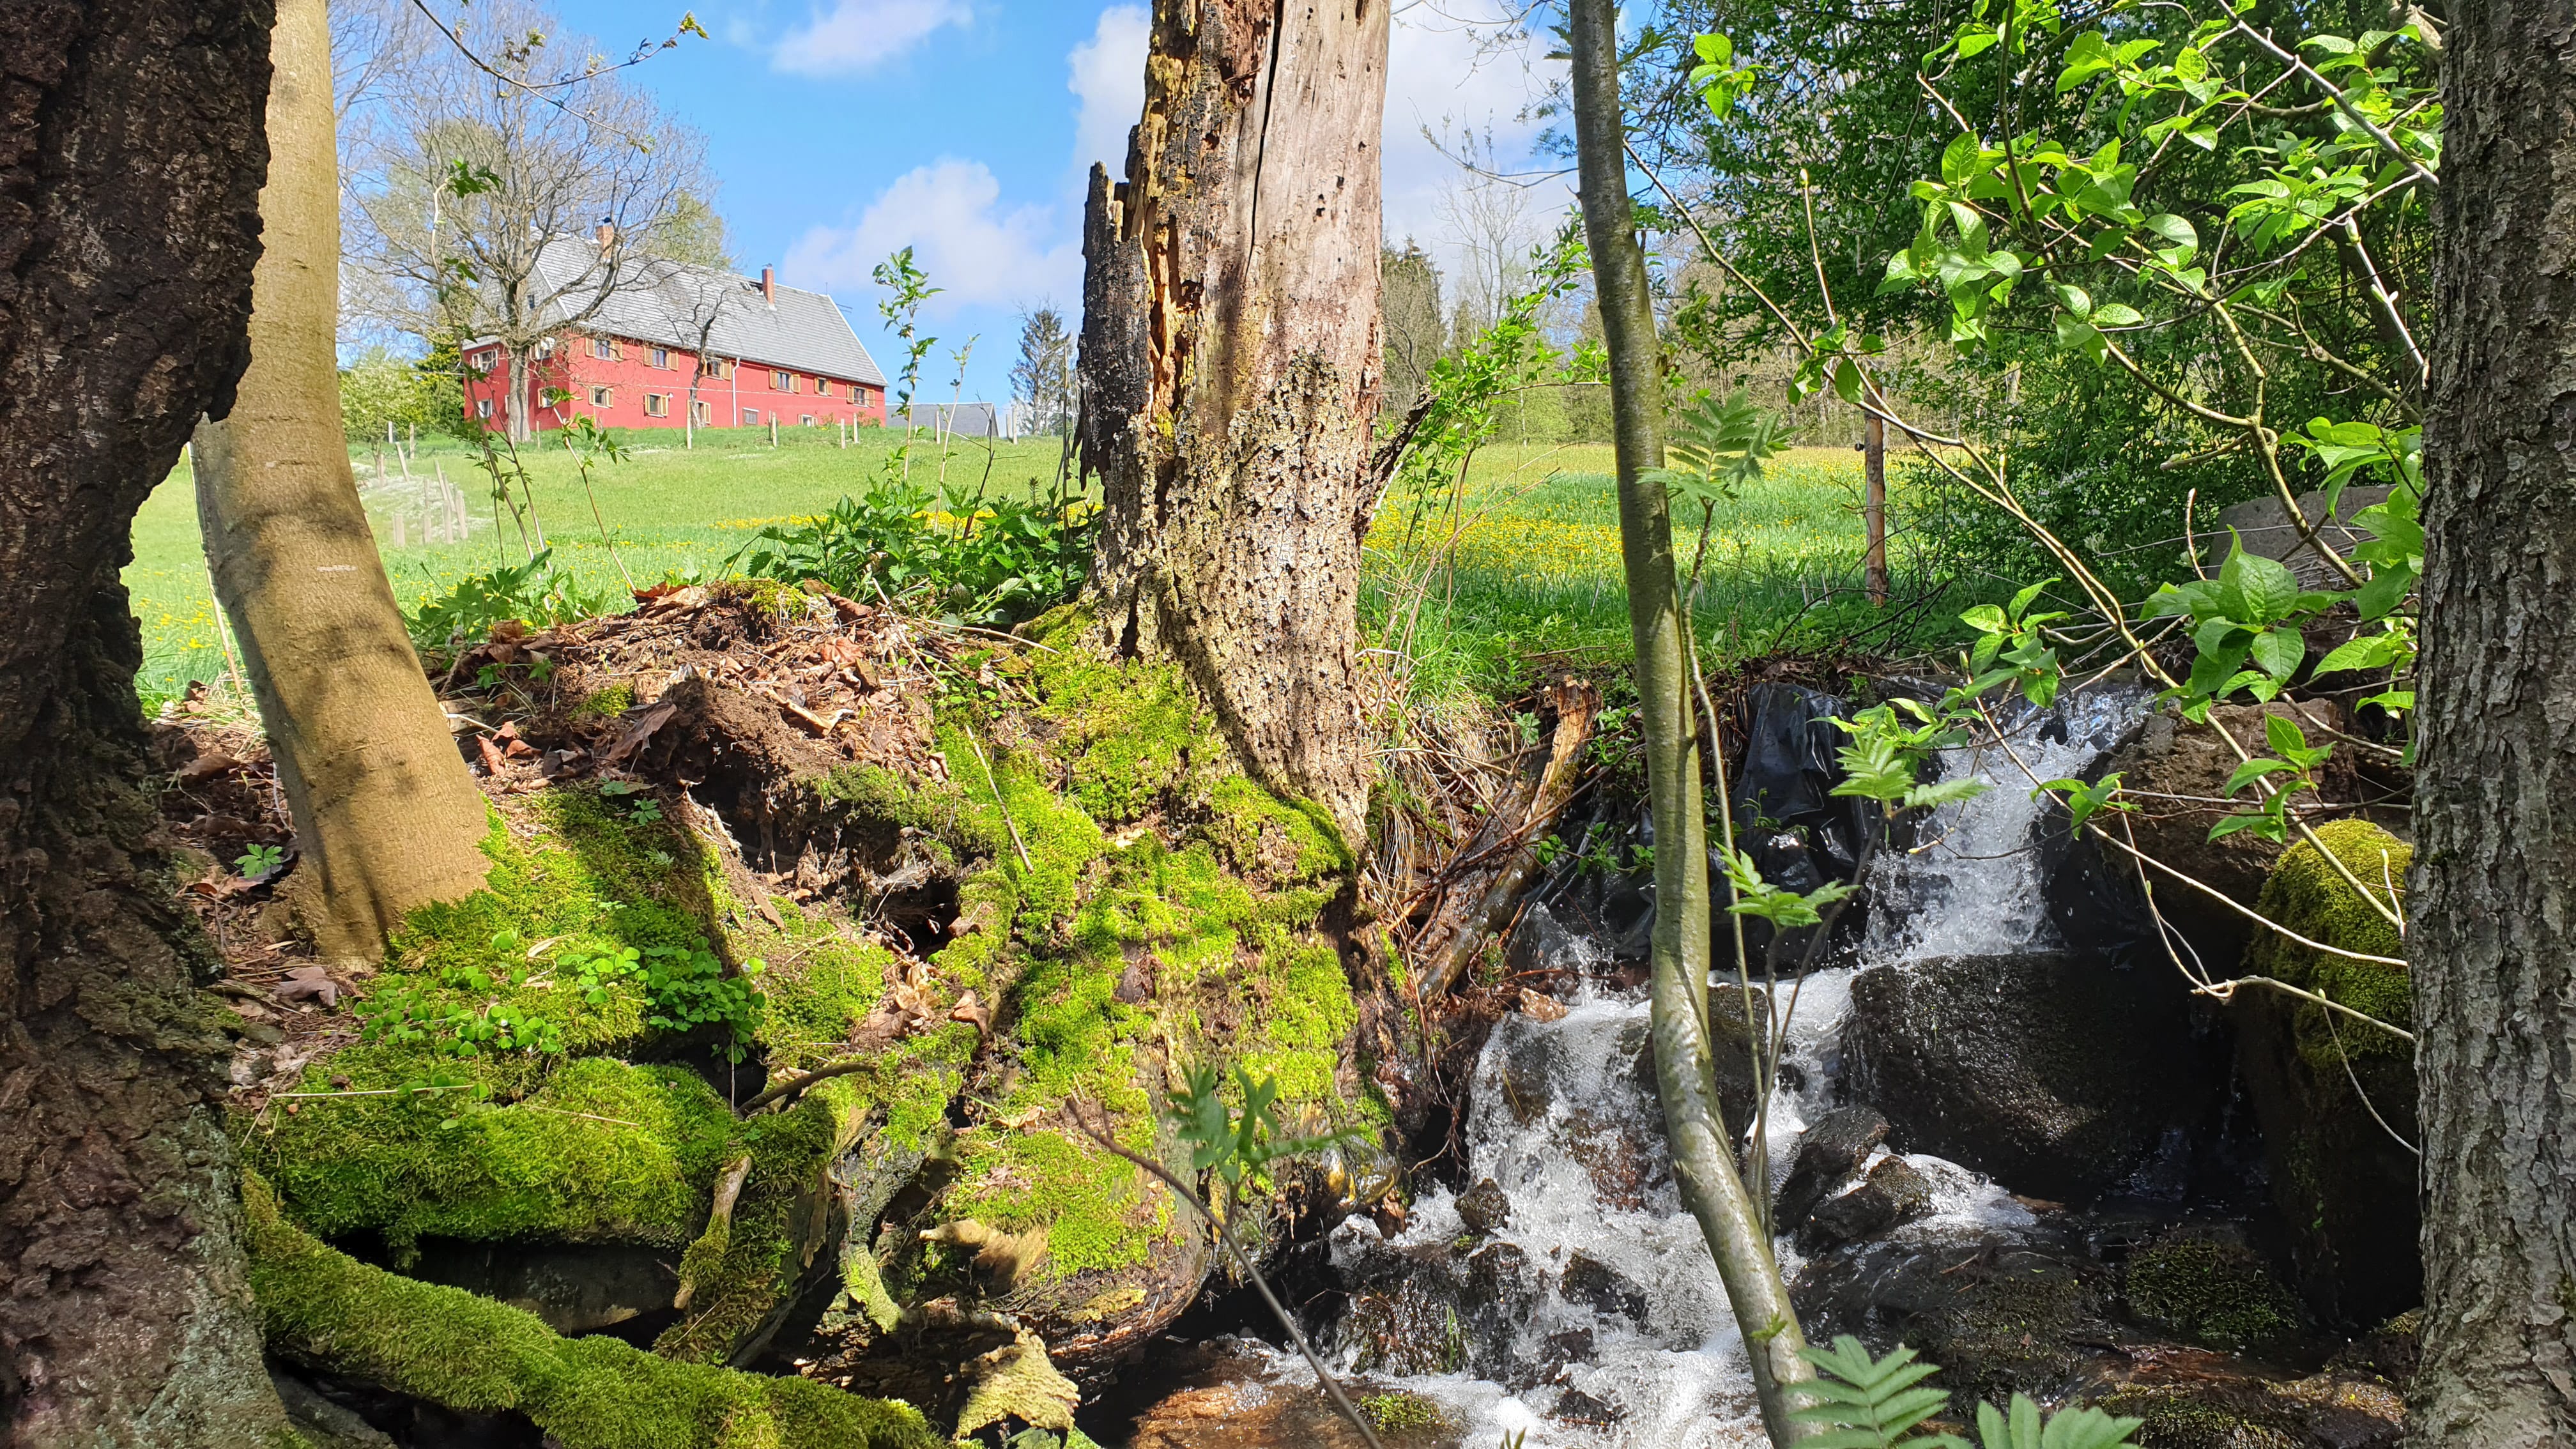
[783,158,1080,316]
[1380,4,1568,302]
[772,0,969,77]
[1068,5,1151,178]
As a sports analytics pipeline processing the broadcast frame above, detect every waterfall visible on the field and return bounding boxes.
[1272,686,2150,1447]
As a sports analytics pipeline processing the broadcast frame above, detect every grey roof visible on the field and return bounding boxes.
[526,240,885,387]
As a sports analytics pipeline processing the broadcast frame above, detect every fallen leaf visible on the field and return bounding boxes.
[172,752,245,785]
[273,967,339,1008]
[475,735,506,773]
[949,991,993,1035]
[601,700,678,767]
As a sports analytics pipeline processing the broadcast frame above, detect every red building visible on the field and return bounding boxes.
[461,242,887,435]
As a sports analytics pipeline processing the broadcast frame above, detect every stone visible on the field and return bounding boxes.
[2211,484,2394,590]
[1803,1156,1934,1246]
[1773,1105,1888,1232]
[1559,1252,1650,1324]
[1843,953,2219,1200]
[1455,1177,1510,1237]
[1794,1234,2116,1414]
[2124,1227,2304,1350]
[1553,1386,1627,1424]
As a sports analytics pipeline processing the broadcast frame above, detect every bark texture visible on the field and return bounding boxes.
[195,0,493,963]
[2414,0,2576,1441]
[1565,3,1816,1439]
[1077,0,1390,842]
[0,2,291,1443]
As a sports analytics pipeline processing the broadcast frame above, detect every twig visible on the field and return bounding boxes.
[962,719,1034,873]
[737,1055,879,1114]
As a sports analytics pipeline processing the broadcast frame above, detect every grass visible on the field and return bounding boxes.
[126,429,1956,709]
[127,424,1068,705]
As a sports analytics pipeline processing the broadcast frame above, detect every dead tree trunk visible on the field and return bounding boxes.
[194,0,494,963]
[2412,0,2576,1440]
[1077,0,1390,843]
[0,3,293,1443]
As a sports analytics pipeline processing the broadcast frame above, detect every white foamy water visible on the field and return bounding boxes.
[1293,688,2148,1448]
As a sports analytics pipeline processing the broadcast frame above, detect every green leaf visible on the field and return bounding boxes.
[2249,626,2306,680]
[2222,756,2297,795]
[1960,604,2009,632]
[2220,546,2301,625]
[2313,630,2406,677]
[2089,302,2145,327]
[2262,710,2312,758]
[2051,283,2093,318]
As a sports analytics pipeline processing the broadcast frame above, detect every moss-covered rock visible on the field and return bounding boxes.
[2234,820,2419,1326]
[244,1176,935,1449]
[2124,1230,2303,1349]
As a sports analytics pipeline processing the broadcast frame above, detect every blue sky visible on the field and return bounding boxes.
[537,0,1567,404]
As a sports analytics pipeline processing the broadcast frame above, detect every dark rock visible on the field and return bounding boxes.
[1795,1235,2118,1413]
[1804,1157,1934,1246]
[1553,1386,1627,1424]
[1843,953,2220,1200]
[1559,1252,1650,1323]
[397,1239,677,1338]
[2047,701,2386,972]
[2330,1310,2421,1386]
[1456,1178,1511,1237]
[1774,1106,1888,1232]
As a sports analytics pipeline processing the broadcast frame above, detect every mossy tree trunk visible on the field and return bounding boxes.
[1075,0,1390,843]
[0,1,293,1442]
[2412,0,2576,1439]
[1565,2,1816,1440]
[194,0,494,963]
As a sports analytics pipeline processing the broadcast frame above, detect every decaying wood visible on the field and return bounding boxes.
[1077,0,1392,843]
[1414,680,1602,995]
[673,1153,755,1312]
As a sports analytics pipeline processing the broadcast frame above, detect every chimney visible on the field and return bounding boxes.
[761,266,776,305]
[595,216,614,257]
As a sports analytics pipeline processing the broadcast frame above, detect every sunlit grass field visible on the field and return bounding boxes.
[126,429,1944,707]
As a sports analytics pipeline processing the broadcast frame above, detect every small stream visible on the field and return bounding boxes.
[1152,688,2156,1447]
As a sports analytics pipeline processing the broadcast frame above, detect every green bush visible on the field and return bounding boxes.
[728,476,1094,627]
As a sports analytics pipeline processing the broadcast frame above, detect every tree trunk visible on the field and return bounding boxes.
[194,0,493,965]
[2412,0,2576,1440]
[0,2,293,1443]
[1075,0,1390,843]
[1565,2,1817,1439]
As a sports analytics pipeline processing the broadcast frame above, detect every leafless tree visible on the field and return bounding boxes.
[339,0,717,440]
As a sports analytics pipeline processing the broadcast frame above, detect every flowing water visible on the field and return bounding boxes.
[1261,687,2154,1448]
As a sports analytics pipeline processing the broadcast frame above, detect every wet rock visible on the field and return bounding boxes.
[2094,1371,2406,1449]
[2046,701,2389,971]
[1559,1252,1649,1324]
[1795,1234,2119,1412]
[2329,1310,2420,1385]
[1774,1106,1888,1232]
[1553,1386,1627,1425]
[1456,1177,1511,1238]
[1804,1157,1934,1246]
[1330,1230,1534,1382]
[1844,953,2217,1200]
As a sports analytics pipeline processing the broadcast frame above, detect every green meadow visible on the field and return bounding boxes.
[127,429,1942,707]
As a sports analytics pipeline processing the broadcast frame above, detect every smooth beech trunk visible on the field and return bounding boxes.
[194,0,493,962]
[1565,3,1818,1440]
[2413,0,2576,1440]
[1076,0,1390,843]
[0,1,292,1441]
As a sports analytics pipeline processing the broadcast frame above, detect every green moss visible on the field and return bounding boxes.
[246,1056,734,1257]
[2248,820,2412,1065]
[243,1175,935,1449]
[940,1124,1175,1280]
[951,1325,1080,1439]
[574,682,636,718]
[2126,1232,2303,1349]
[656,1081,872,1363]
[2092,1390,2297,1449]
[1360,1390,1453,1434]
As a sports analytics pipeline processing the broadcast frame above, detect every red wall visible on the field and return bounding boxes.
[460,335,887,434]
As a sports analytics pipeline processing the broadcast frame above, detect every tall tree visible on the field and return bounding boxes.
[1011,305,1075,437]
[195,0,496,964]
[1380,241,1445,419]
[1567,1,1816,1441]
[0,1,293,1442]
[1077,0,1392,840]
[339,0,717,440]
[2414,0,2576,1439]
